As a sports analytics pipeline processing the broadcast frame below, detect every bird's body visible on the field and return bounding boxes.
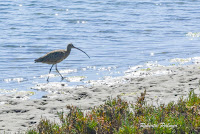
[35,43,90,82]
[35,49,70,64]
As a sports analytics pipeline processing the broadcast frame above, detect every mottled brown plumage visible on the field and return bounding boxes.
[35,43,90,82]
[35,49,69,64]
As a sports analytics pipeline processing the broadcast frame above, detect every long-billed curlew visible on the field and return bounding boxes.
[35,43,90,82]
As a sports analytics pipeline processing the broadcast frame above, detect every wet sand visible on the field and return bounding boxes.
[0,64,200,133]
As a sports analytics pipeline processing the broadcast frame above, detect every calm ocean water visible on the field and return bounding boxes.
[1,0,200,98]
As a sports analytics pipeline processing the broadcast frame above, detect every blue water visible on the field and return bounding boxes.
[1,0,200,98]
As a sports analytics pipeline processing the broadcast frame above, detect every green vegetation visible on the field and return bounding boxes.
[140,68,151,71]
[27,90,200,134]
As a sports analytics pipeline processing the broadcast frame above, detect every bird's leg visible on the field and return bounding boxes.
[55,64,65,80]
[47,64,54,82]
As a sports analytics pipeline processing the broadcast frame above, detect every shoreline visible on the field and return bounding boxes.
[0,64,200,133]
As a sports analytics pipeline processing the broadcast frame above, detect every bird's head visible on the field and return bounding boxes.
[67,43,90,58]
[67,43,75,49]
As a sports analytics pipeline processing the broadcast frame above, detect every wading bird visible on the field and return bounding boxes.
[35,43,90,82]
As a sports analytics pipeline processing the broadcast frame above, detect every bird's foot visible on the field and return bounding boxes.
[60,76,65,81]
[47,78,50,83]
[60,77,70,82]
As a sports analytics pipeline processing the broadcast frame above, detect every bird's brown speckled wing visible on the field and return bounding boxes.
[35,50,66,64]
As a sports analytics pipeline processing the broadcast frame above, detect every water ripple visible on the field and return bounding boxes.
[1,0,200,98]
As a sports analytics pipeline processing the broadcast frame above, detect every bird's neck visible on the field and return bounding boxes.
[66,47,72,53]
[64,48,71,58]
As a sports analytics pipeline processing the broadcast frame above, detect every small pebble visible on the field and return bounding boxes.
[61,84,65,86]
[42,95,47,98]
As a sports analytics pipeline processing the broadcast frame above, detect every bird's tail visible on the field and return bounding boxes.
[34,58,41,63]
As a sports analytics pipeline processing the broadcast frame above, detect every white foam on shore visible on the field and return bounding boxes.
[31,57,200,94]
[3,77,25,83]
[60,69,77,74]
[0,89,17,94]
[170,57,200,64]
[0,89,35,100]
[192,57,200,64]
[40,74,56,78]
[86,62,172,87]
[39,69,77,79]
[170,58,192,64]
[13,91,35,100]
[66,76,86,82]
[85,76,127,87]
[33,82,73,93]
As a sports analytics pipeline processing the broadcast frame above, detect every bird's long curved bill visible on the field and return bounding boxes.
[74,47,90,58]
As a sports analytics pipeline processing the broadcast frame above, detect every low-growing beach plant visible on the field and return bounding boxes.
[27,89,200,134]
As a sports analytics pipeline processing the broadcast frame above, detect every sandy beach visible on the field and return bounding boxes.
[0,64,200,133]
